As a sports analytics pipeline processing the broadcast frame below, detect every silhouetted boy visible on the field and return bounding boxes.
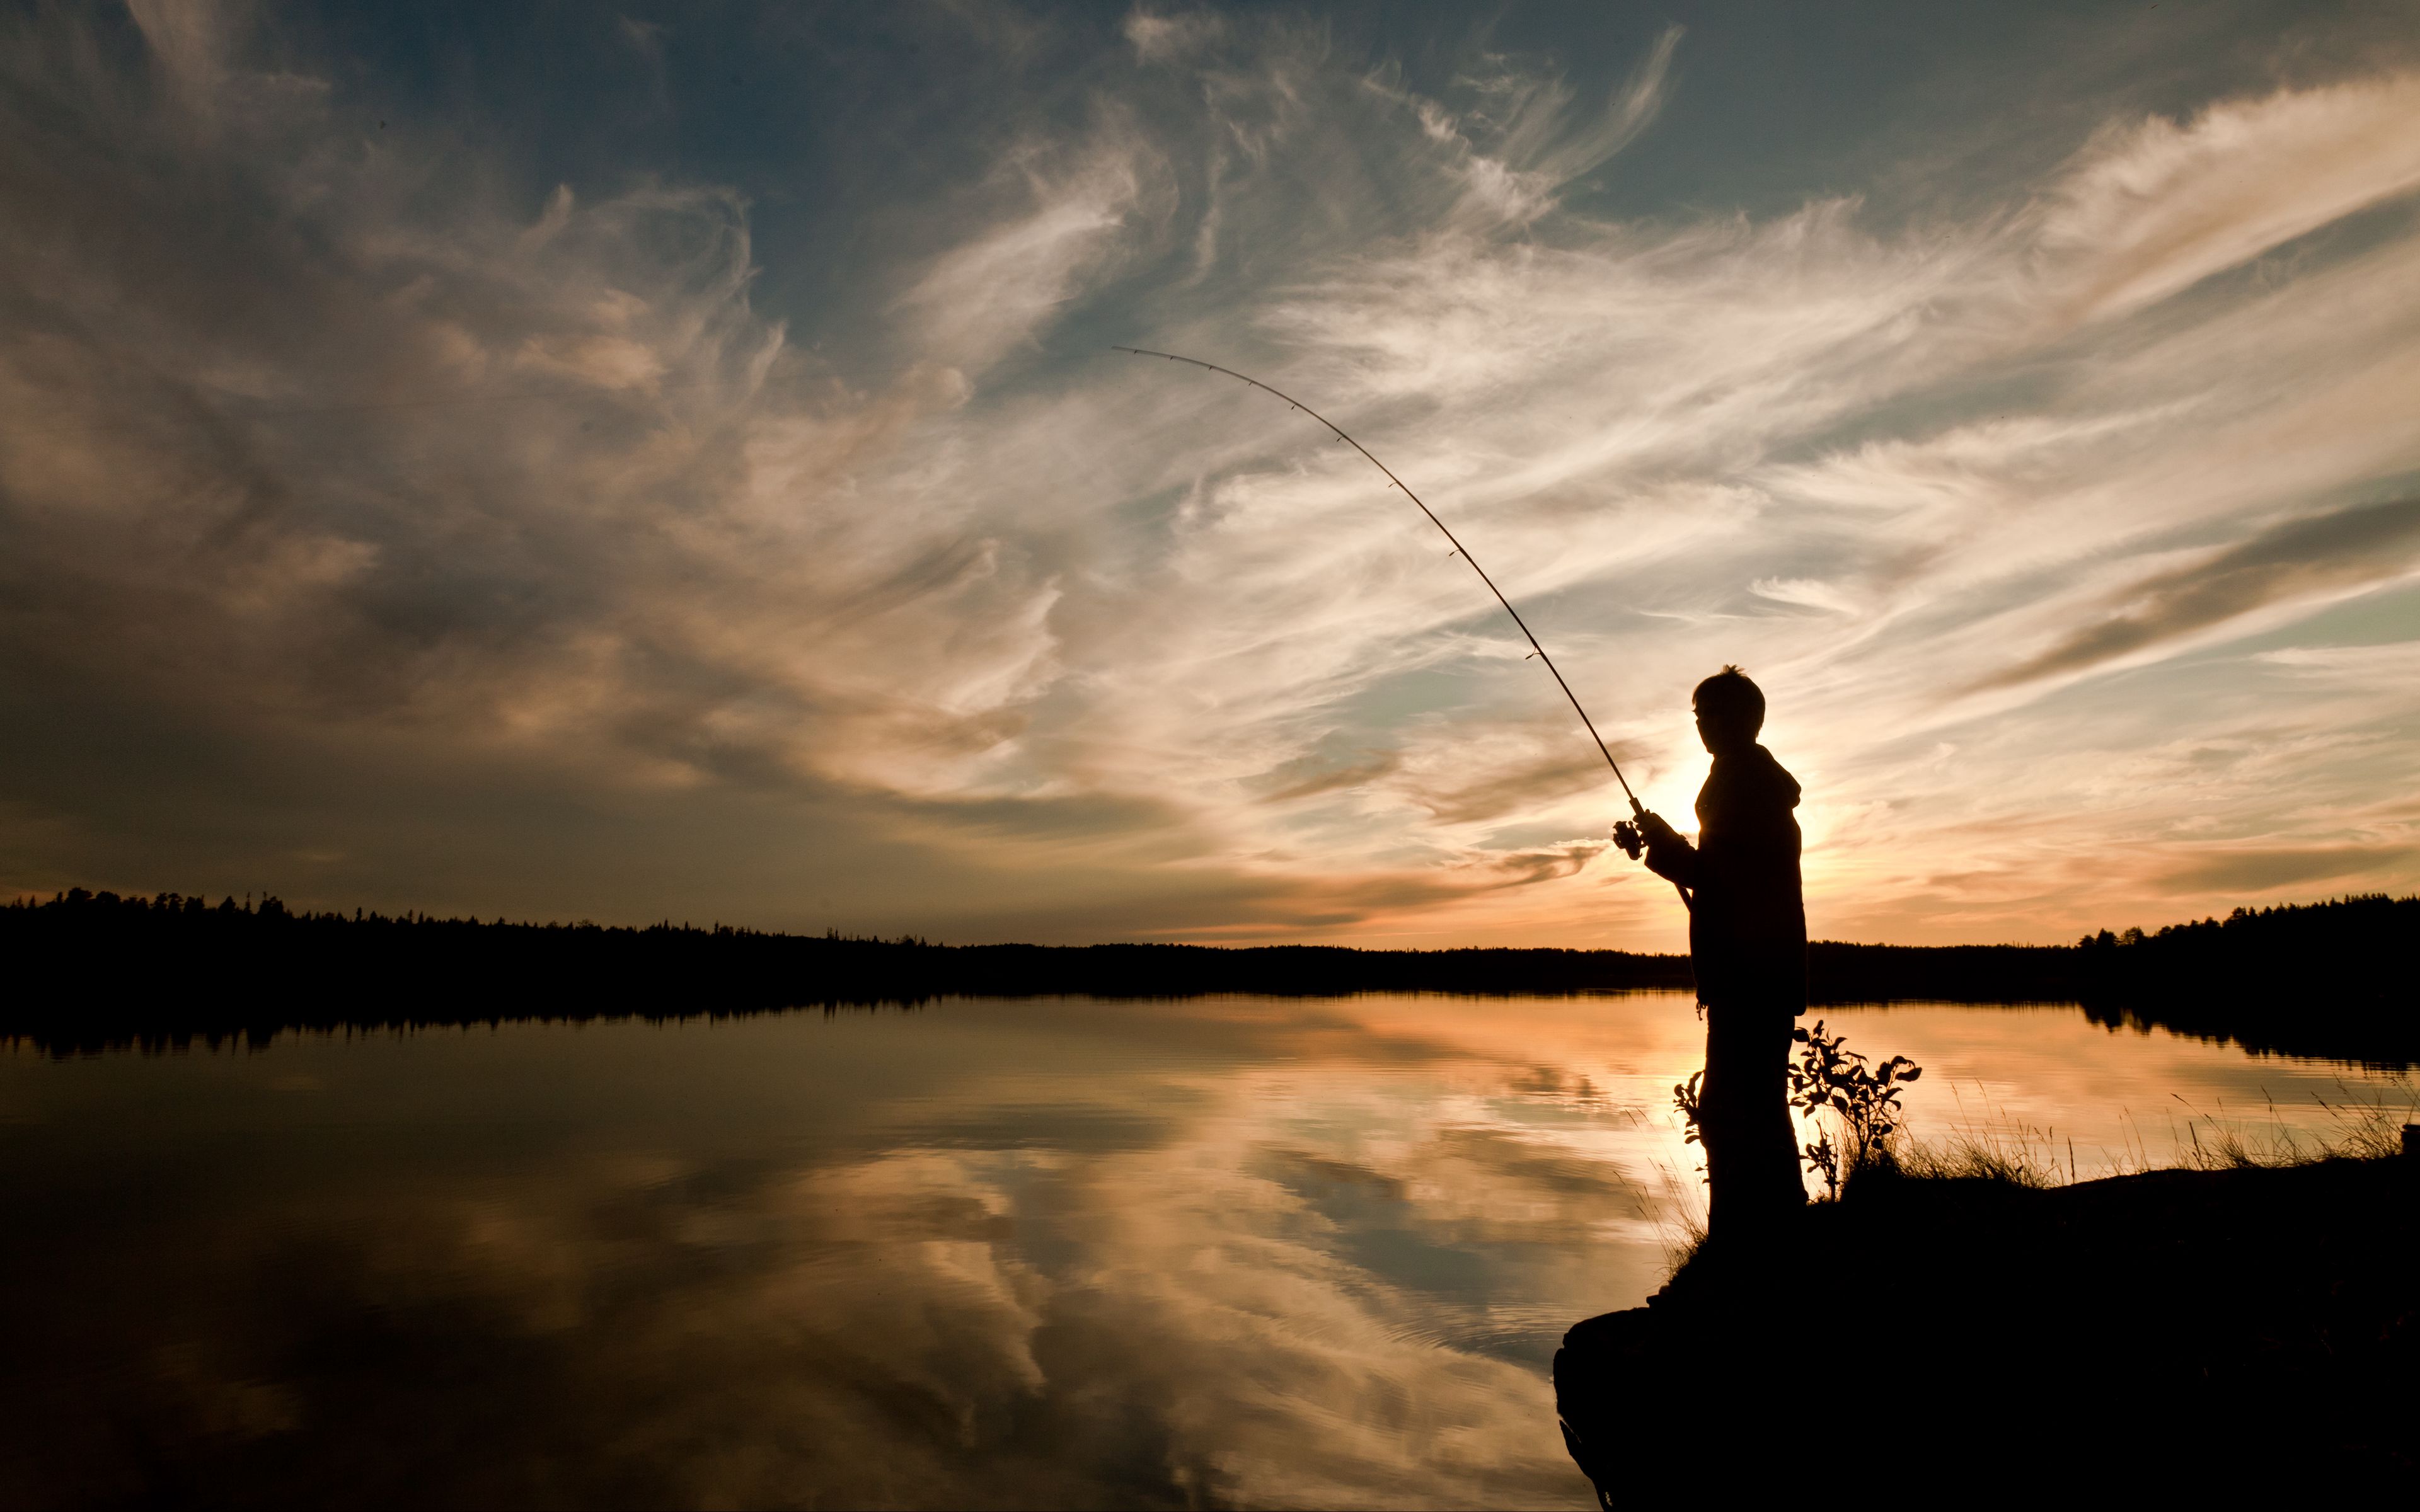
[1614,666,1807,1238]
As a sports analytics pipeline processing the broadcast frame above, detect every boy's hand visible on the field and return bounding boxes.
[1613,812,1681,861]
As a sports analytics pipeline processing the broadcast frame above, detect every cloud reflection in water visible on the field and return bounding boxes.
[0,995,2401,1507]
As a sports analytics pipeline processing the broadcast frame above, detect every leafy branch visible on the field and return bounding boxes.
[1788,1019,1922,1198]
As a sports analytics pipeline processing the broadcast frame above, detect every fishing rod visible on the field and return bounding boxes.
[1113,345,1690,910]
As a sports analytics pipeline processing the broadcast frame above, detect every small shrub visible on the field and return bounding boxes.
[1789,1019,1921,1198]
[1671,1068,1706,1154]
[1669,1068,1714,1203]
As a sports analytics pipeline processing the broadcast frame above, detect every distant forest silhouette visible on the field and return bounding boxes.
[3,888,2409,1063]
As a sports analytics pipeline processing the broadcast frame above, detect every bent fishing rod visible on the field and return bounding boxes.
[1113,345,1690,911]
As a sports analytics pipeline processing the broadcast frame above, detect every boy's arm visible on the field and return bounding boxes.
[1635,812,1700,888]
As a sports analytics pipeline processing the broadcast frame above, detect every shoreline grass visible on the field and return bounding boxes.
[1816,1072,2419,1206]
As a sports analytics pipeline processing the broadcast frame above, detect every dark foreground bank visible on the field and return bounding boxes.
[5,888,2411,1062]
[1556,1155,2417,1499]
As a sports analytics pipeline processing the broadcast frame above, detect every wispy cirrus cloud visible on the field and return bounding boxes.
[1978,495,2420,689]
[2036,71,2420,329]
[2153,842,2420,894]
[2,2,2417,943]
[895,128,1170,373]
[1391,23,1681,225]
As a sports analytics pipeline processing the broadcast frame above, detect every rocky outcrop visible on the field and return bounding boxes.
[1555,1159,2416,1501]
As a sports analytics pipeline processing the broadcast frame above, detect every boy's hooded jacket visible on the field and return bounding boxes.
[1642,743,1808,1009]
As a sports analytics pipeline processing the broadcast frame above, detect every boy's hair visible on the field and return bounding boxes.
[1693,665,1765,733]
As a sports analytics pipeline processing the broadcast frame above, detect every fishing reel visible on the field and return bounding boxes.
[1610,819,1646,861]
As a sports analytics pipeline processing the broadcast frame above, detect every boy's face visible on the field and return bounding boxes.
[1694,702,1754,754]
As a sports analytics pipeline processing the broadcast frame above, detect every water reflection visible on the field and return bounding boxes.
[0,995,2402,1508]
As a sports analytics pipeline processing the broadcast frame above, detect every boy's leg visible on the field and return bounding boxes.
[1700,1003,1804,1237]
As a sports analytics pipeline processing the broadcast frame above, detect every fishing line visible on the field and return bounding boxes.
[1114,345,1689,909]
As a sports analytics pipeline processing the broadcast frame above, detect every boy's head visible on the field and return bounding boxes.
[1692,665,1764,755]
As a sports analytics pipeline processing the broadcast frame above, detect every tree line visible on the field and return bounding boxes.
[3,888,2408,1063]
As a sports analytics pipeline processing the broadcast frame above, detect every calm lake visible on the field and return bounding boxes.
[1,994,2406,1508]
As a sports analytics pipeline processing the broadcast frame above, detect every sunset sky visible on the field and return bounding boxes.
[4,1,2417,949]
